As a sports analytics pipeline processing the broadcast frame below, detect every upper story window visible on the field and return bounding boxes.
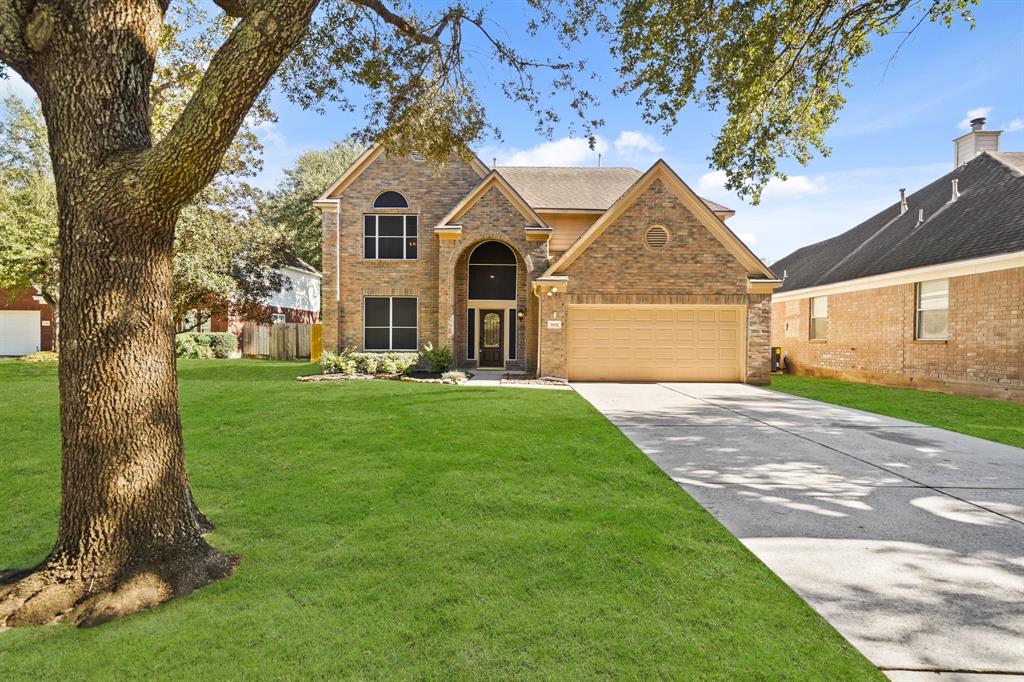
[810,296,828,340]
[373,191,408,208]
[469,241,517,300]
[364,215,417,260]
[916,278,949,340]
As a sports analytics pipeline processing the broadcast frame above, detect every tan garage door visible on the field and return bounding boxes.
[567,305,744,382]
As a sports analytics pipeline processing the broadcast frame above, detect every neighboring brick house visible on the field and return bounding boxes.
[771,118,1024,402]
[314,145,780,382]
[0,286,54,355]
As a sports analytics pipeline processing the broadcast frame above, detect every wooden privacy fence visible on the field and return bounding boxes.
[241,322,317,361]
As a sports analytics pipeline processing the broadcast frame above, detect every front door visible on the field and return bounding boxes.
[479,309,504,368]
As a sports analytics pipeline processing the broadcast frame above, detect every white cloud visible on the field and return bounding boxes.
[736,231,758,246]
[613,130,664,161]
[696,170,825,201]
[490,136,608,166]
[957,106,993,131]
[1004,118,1024,133]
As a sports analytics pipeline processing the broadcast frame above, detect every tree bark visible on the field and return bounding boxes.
[0,0,316,627]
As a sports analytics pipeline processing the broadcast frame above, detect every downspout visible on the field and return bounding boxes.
[535,285,542,376]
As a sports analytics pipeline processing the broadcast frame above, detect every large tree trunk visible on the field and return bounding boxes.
[0,0,317,628]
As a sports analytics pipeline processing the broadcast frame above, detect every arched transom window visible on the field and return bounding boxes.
[373,191,409,208]
[469,241,517,300]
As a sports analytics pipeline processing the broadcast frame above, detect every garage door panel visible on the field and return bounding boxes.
[0,311,42,356]
[568,305,743,382]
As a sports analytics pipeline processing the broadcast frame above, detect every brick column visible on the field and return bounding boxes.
[437,235,461,349]
[746,295,772,384]
[536,279,569,379]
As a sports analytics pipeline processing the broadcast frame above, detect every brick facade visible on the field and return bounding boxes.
[0,287,55,353]
[322,154,773,383]
[771,266,1024,401]
[549,178,772,383]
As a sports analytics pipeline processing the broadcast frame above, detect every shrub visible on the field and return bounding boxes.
[319,350,355,375]
[174,332,237,359]
[319,349,419,376]
[441,370,467,384]
[420,342,454,374]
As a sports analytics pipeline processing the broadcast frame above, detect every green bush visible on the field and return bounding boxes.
[319,350,356,375]
[320,349,418,376]
[174,332,237,359]
[420,342,454,374]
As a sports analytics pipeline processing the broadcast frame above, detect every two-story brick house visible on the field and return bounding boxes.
[314,144,780,382]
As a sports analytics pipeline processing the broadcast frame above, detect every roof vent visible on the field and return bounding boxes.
[951,178,960,202]
[899,188,908,215]
[970,117,986,132]
[644,225,670,250]
[916,208,925,227]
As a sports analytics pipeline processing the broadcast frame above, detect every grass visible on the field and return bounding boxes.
[0,359,879,680]
[768,374,1024,449]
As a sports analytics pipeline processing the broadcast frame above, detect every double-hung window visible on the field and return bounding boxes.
[916,279,949,340]
[364,215,417,260]
[364,297,417,351]
[810,296,828,340]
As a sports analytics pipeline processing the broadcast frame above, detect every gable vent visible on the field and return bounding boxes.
[644,225,670,249]
[410,150,425,162]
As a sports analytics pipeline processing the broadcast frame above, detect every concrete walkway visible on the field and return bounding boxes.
[573,382,1024,679]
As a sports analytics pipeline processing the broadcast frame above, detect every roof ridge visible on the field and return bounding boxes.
[985,150,1024,177]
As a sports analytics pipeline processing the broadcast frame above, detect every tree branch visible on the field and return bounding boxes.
[143,0,319,208]
[0,0,34,75]
[348,0,452,45]
[212,0,251,19]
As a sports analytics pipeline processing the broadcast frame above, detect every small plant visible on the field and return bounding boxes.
[441,370,467,384]
[351,352,379,375]
[421,342,454,374]
[174,332,237,359]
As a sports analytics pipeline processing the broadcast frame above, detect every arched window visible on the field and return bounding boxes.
[469,241,517,300]
[373,191,408,208]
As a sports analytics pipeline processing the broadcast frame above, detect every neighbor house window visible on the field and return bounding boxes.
[364,297,417,351]
[810,296,828,339]
[364,215,417,260]
[916,278,949,340]
[270,313,286,324]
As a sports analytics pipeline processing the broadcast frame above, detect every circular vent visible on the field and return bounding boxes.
[644,225,670,249]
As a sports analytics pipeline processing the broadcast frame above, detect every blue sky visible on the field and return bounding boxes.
[3,1,1022,263]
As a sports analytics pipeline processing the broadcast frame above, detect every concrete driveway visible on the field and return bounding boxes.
[573,382,1024,679]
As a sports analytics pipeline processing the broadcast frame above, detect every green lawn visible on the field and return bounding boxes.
[0,359,879,680]
[768,374,1024,449]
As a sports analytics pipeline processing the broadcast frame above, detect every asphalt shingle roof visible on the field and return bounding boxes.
[773,151,1024,292]
[496,166,732,214]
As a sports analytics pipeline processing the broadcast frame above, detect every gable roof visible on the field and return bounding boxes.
[774,151,1024,292]
[496,165,734,215]
[434,170,550,231]
[545,160,774,279]
[313,144,490,204]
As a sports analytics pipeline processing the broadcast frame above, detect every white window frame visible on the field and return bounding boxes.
[810,296,828,340]
[916,278,949,340]
[270,313,286,324]
[363,214,418,260]
[363,296,418,351]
